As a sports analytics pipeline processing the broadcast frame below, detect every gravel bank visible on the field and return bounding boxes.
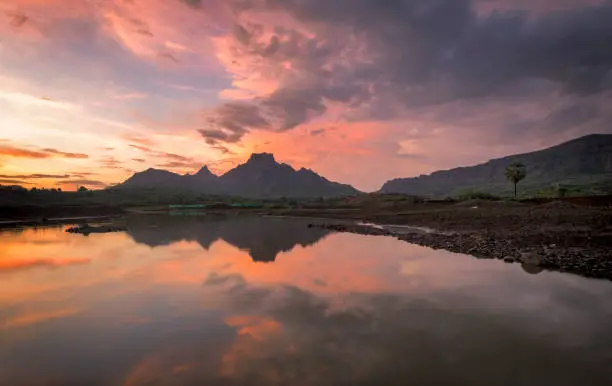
[309,221,612,281]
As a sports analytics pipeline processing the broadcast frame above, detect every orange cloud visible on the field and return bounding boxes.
[129,144,153,153]
[42,148,89,159]
[123,134,154,146]
[225,315,282,341]
[0,145,88,159]
[0,145,49,158]
[0,173,70,179]
[57,179,108,188]
[156,161,203,170]
[0,179,32,185]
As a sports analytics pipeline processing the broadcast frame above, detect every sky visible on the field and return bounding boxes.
[0,0,611,191]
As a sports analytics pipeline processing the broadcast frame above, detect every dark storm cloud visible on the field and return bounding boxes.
[262,88,327,130]
[199,102,270,144]
[200,90,327,143]
[202,0,612,144]
[269,0,612,99]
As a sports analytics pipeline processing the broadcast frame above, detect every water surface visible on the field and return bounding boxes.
[1,216,612,385]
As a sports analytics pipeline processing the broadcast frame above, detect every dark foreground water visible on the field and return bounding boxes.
[1,216,612,386]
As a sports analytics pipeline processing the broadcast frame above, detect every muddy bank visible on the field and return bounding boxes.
[309,220,612,281]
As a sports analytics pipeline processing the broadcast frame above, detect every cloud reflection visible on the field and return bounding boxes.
[1,219,612,385]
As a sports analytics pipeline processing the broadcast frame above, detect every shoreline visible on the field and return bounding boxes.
[2,202,610,280]
[307,221,612,280]
[302,217,612,281]
[0,215,117,229]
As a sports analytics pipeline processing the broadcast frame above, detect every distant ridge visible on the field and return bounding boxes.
[380,134,612,197]
[118,152,360,198]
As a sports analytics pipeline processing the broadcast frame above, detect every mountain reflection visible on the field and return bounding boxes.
[3,223,612,386]
[125,215,332,263]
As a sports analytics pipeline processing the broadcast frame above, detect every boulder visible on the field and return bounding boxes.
[519,252,545,266]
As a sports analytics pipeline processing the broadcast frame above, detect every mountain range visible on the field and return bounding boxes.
[118,152,360,198]
[117,134,612,198]
[380,134,612,197]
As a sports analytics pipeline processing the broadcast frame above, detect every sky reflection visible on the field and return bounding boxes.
[1,216,612,385]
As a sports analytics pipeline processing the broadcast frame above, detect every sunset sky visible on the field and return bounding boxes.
[1,0,611,191]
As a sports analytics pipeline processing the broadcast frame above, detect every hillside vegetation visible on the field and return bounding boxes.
[380,134,612,197]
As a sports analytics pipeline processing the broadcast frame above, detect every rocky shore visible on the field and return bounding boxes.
[308,222,612,281]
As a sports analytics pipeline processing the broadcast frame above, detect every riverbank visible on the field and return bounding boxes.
[0,215,117,229]
[2,198,610,280]
[291,201,611,280]
[123,199,612,280]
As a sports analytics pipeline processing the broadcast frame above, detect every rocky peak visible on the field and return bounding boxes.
[195,165,216,177]
[247,153,277,165]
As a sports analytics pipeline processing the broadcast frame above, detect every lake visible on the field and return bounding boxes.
[1,215,612,386]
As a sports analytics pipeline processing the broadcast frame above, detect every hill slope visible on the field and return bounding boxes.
[118,153,360,198]
[380,134,612,197]
[120,165,221,193]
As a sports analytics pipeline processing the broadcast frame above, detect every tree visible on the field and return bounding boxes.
[78,186,89,192]
[505,161,527,197]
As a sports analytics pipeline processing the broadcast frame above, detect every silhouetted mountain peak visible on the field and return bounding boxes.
[195,165,216,177]
[298,167,315,174]
[140,168,179,176]
[247,153,277,165]
[118,152,361,198]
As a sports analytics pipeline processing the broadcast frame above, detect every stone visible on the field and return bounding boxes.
[519,252,545,266]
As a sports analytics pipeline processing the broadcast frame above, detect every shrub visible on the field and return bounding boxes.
[455,190,500,201]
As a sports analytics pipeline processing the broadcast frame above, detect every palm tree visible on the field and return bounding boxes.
[505,161,527,197]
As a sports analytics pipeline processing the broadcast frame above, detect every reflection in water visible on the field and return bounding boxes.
[1,216,612,386]
[522,263,544,275]
[126,215,332,262]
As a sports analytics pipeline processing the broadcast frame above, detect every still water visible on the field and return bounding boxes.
[1,215,612,386]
